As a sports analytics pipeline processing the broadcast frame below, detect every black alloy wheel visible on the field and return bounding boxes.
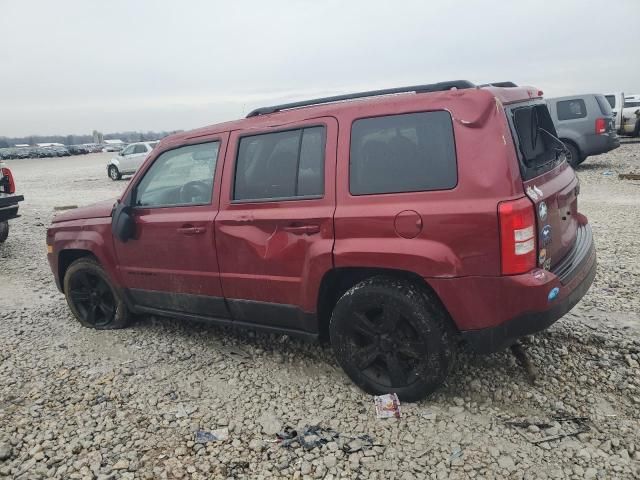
[63,258,130,329]
[330,276,455,401]
[68,270,116,327]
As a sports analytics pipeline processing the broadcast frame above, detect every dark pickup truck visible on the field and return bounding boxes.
[0,165,24,243]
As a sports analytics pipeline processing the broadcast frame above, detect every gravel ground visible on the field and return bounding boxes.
[1,146,639,480]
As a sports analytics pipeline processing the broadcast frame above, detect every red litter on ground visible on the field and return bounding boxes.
[374,393,401,418]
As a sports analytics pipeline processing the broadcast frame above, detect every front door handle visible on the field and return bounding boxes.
[177,225,206,235]
[283,224,320,235]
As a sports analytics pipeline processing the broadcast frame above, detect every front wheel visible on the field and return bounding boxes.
[329,276,456,401]
[63,258,130,329]
[0,221,8,243]
[108,165,122,181]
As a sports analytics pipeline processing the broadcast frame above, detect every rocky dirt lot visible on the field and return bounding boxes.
[1,145,639,480]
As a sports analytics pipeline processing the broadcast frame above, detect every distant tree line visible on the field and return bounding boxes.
[0,130,183,148]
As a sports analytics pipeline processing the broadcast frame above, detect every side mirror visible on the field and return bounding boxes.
[111,200,135,242]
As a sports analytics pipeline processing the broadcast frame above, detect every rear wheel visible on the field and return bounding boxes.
[63,258,129,329]
[0,221,8,243]
[564,142,580,168]
[634,120,640,138]
[108,165,121,181]
[329,276,456,401]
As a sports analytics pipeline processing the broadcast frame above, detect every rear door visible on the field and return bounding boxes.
[215,118,337,333]
[508,102,579,270]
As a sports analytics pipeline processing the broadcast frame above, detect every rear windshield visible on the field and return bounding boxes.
[508,102,563,180]
[595,95,613,116]
[605,95,616,108]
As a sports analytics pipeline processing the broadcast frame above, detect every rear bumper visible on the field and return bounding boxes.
[582,133,619,156]
[0,195,23,222]
[429,223,596,353]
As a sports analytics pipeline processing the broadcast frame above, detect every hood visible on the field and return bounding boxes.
[52,198,116,223]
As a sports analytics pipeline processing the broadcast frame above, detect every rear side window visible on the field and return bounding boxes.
[595,95,613,116]
[234,126,325,201]
[349,111,457,195]
[625,101,640,108]
[556,99,587,120]
[605,95,616,109]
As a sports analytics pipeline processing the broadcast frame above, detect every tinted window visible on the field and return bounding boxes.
[136,142,219,207]
[605,95,616,109]
[595,95,613,116]
[234,127,325,201]
[556,99,587,120]
[349,111,457,195]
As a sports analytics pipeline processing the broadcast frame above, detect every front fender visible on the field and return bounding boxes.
[48,218,120,290]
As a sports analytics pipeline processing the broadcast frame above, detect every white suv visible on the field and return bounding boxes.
[107,142,158,180]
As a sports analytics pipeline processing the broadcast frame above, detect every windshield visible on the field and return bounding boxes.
[509,102,563,180]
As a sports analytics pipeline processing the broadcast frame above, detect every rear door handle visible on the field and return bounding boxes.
[177,225,206,235]
[283,224,320,235]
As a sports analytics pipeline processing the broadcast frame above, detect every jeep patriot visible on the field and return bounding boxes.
[46,80,597,400]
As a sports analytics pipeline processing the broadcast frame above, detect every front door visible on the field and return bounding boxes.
[113,135,230,318]
[215,118,337,333]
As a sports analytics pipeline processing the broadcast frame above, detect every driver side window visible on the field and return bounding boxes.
[135,141,220,208]
[121,145,134,156]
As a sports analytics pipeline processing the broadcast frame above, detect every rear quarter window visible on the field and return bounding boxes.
[605,95,616,109]
[556,99,587,120]
[595,95,613,116]
[349,111,457,195]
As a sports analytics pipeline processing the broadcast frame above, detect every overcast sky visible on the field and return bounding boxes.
[1,0,639,137]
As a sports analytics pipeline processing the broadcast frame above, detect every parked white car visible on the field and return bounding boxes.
[622,94,640,137]
[604,92,625,133]
[107,142,158,180]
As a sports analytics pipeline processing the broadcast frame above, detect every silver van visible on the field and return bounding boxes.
[546,94,620,166]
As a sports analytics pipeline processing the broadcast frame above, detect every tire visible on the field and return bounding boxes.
[634,120,640,138]
[563,142,580,168]
[63,258,130,329]
[329,276,456,401]
[0,221,8,243]
[108,165,122,181]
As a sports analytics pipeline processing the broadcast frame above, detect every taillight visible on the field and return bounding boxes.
[1,167,15,194]
[498,197,536,275]
[595,118,607,134]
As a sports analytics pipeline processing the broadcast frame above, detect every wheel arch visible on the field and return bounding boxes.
[316,267,453,341]
[58,249,98,292]
[560,137,582,157]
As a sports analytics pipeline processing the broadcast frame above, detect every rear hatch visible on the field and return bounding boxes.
[594,94,617,136]
[506,101,579,270]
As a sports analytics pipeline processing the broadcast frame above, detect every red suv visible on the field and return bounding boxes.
[47,80,596,400]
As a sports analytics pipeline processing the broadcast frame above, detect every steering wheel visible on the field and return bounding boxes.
[179,181,209,204]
